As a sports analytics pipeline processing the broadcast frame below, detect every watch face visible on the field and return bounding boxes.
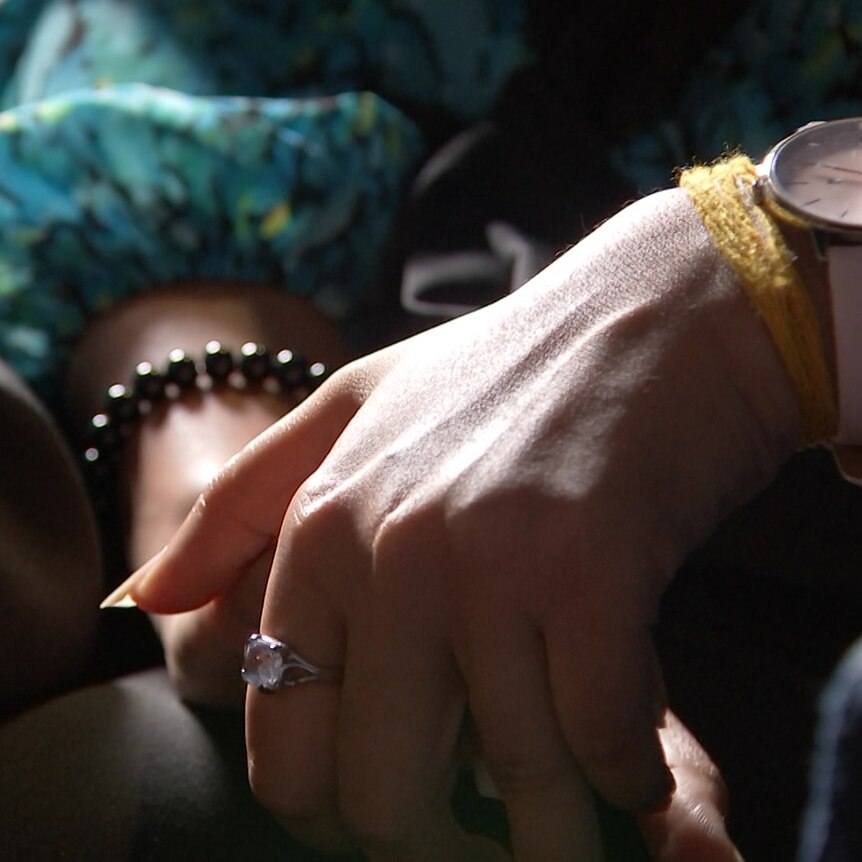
[767,117,862,231]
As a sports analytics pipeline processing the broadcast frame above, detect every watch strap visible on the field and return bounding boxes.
[828,245,862,442]
[827,244,862,483]
[680,155,836,443]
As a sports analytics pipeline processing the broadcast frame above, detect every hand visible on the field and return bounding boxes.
[117,388,299,708]
[143,549,272,707]
[638,711,741,862]
[85,284,352,708]
[470,708,741,862]
[125,188,797,858]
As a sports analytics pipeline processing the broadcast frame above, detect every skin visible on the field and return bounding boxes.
[70,282,351,705]
[115,188,802,859]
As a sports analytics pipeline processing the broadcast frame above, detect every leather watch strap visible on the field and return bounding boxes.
[828,244,862,484]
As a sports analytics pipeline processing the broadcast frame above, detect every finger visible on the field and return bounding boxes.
[154,544,274,707]
[457,613,603,862]
[334,523,472,860]
[637,712,742,862]
[545,605,673,812]
[245,493,359,854]
[126,378,361,613]
[337,611,468,858]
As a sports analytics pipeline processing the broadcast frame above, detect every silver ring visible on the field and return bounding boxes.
[241,633,342,691]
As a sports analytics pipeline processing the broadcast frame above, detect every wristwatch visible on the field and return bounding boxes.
[757,117,862,483]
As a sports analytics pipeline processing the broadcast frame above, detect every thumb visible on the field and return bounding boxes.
[637,711,744,862]
[103,381,360,614]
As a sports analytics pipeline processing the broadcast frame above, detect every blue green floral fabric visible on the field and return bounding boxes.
[0,0,529,404]
[616,0,862,192]
[0,0,529,119]
[0,87,424,395]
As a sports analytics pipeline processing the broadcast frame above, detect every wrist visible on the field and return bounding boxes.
[669,188,804,468]
[680,158,837,447]
[522,187,802,484]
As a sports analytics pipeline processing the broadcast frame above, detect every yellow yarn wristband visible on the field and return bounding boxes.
[679,154,837,445]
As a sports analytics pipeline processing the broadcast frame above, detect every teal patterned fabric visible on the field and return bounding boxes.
[0,0,529,404]
[0,87,424,395]
[0,0,529,120]
[616,0,862,192]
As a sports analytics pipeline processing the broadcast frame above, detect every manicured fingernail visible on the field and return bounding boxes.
[98,547,165,609]
[99,581,138,609]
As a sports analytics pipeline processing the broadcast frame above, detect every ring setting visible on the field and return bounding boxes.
[241,633,342,691]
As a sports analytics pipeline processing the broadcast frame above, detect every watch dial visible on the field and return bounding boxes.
[770,118,862,230]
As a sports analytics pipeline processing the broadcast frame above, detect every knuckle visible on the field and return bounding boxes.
[288,480,356,555]
[487,750,575,798]
[324,362,369,406]
[290,463,354,524]
[373,500,443,567]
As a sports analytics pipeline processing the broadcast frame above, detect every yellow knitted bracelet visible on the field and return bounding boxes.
[679,154,837,445]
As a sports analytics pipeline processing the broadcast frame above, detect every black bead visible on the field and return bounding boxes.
[239,342,271,384]
[204,340,234,382]
[105,383,140,425]
[133,361,166,402]
[87,412,121,454]
[165,349,198,389]
[272,349,307,388]
[82,446,112,483]
[81,343,326,526]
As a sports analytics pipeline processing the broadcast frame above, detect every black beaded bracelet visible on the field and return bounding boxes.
[81,340,328,513]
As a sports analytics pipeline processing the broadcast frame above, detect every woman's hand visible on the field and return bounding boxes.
[83,284,352,709]
[124,189,796,858]
[638,712,741,862]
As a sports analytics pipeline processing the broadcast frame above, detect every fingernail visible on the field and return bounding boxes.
[99,547,165,609]
[99,577,139,609]
[99,570,140,610]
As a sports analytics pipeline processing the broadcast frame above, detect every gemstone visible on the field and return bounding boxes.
[241,634,286,690]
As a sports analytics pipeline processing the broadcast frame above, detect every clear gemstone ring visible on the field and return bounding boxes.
[241,633,342,692]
